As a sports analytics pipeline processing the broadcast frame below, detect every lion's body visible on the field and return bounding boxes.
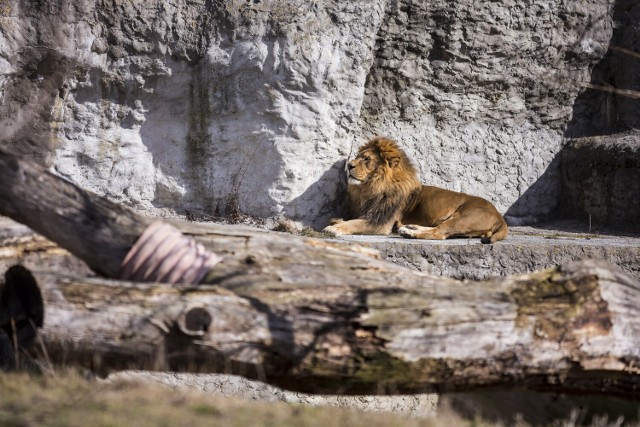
[323,137,508,243]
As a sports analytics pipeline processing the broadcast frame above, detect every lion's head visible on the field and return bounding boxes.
[344,137,421,226]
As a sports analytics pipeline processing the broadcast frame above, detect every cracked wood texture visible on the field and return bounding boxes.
[29,248,640,397]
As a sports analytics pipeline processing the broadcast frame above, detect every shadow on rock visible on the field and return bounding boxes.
[564,0,640,139]
[503,152,563,226]
[506,0,640,233]
[284,160,347,230]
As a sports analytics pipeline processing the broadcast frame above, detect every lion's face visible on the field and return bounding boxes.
[341,137,421,227]
[347,149,382,185]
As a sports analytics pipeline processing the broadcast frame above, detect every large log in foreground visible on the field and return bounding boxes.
[33,254,640,397]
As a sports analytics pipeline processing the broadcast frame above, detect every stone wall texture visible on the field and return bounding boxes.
[560,2,640,232]
[561,133,640,232]
[0,0,620,227]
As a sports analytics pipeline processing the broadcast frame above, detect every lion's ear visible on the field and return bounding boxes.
[387,157,400,168]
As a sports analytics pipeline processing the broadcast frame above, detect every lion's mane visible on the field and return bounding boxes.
[343,137,421,226]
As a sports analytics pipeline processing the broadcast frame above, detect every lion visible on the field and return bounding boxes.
[323,137,508,243]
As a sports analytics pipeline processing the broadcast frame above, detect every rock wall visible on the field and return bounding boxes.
[561,133,640,232]
[566,0,640,138]
[559,1,640,231]
[360,1,614,225]
[0,0,615,227]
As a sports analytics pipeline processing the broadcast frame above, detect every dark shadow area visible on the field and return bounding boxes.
[503,153,563,226]
[507,133,640,237]
[555,131,640,234]
[553,0,640,233]
[441,390,640,427]
[565,0,640,139]
[509,0,640,234]
[0,265,44,370]
[284,159,347,229]
[522,217,640,238]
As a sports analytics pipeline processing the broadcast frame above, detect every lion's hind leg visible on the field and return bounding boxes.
[398,214,492,241]
[398,224,447,240]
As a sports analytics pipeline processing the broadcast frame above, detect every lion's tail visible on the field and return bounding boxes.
[481,218,508,244]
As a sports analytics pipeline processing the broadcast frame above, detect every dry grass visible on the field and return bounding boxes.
[0,370,434,427]
[271,218,335,239]
[1,370,639,427]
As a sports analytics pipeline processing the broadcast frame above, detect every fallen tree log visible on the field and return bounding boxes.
[12,254,640,397]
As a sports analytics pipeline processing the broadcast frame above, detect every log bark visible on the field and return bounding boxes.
[18,248,640,397]
[0,149,149,277]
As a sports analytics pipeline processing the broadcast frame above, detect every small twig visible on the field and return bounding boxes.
[10,318,19,368]
[12,45,62,54]
[578,81,640,100]
[610,45,640,61]
[31,318,53,373]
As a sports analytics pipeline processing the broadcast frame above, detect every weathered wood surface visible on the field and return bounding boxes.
[25,248,640,397]
[0,149,149,277]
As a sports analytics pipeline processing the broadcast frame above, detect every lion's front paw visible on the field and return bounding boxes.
[398,225,419,239]
[323,225,346,236]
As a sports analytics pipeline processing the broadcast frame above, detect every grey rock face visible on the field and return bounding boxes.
[0,1,615,227]
[560,132,640,232]
[108,371,438,417]
[360,1,613,225]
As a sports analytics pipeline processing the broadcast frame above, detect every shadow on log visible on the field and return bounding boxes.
[0,265,44,369]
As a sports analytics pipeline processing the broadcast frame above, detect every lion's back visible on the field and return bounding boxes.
[404,186,503,227]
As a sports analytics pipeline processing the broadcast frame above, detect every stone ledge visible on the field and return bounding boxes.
[2,216,639,282]
[329,226,640,280]
[106,372,438,417]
